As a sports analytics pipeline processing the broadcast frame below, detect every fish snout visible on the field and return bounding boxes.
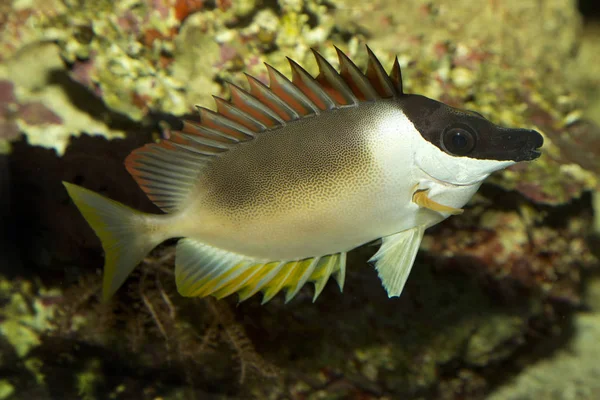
[491,128,544,162]
[520,129,544,161]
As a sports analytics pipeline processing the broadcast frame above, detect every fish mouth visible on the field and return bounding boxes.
[485,128,544,162]
[515,129,544,162]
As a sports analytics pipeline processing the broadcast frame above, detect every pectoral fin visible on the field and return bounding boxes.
[369,226,425,298]
[413,189,464,215]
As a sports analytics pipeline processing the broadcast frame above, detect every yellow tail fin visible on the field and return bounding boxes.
[63,182,164,301]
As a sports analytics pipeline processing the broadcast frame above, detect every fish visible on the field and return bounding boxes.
[63,46,543,304]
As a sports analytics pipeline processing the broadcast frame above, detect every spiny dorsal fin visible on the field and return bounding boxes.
[228,82,284,127]
[335,46,380,101]
[312,48,358,106]
[212,96,268,132]
[126,46,405,212]
[244,72,300,121]
[264,62,320,116]
[287,56,337,111]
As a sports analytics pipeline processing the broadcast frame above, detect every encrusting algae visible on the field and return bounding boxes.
[64,46,543,304]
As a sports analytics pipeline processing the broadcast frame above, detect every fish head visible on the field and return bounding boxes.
[399,94,543,186]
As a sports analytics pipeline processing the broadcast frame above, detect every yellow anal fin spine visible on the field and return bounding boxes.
[237,261,286,301]
[188,261,250,297]
[332,253,347,291]
[310,254,344,301]
[229,256,344,304]
[210,263,270,299]
[260,261,299,304]
[284,258,320,303]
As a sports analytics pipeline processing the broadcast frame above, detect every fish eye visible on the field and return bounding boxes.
[442,126,476,156]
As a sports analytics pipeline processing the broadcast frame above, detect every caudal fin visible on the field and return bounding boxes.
[63,182,164,301]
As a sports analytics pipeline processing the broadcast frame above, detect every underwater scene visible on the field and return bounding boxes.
[1,0,600,399]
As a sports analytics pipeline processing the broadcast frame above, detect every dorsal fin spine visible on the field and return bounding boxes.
[287,57,336,110]
[365,45,397,98]
[134,172,193,186]
[264,63,320,115]
[181,121,245,144]
[176,132,231,150]
[181,121,243,143]
[132,149,199,170]
[213,96,267,133]
[170,133,229,155]
[311,48,358,106]
[228,82,284,127]
[134,159,198,175]
[198,108,256,140]
[334,46,380,101]
[132,166,188,181]
[244,73,299,121]
[149,145,207,164]
[138,180,190,192]
[390,56,404,94]
[169,142,221,157]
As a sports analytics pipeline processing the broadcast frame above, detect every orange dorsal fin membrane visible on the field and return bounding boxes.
[264,63,320,116]
[312,48,358,106]
[197,107,259,139]
[212,96,267,132]
[181,120,243,144]
[287,57,337,111]
[228,82,283,127]
[126,46,404,212]
[244,73,300,121]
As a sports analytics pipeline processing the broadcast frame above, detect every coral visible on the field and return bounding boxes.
[0,80,20,152]
[29,248,281,398]
[0,381,15,400]
[487,276,600,400]
[0,42,125,155]
[76,359,103,400]
[0,276,60,397]
[0,277,60,358]
[422,205,597,304]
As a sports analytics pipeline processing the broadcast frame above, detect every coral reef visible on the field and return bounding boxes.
[2,0,600,398]
[487,275,600,400]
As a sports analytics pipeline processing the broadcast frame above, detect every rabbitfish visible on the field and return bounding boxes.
[64,46,543,304]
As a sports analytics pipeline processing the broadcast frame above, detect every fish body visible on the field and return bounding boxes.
[177,100,484,259]
[64,47,543,303]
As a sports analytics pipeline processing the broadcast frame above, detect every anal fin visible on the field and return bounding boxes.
[174,239,347,303]
[369,226,425,298]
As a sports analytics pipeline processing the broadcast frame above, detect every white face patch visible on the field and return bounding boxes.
[414,138,515,186]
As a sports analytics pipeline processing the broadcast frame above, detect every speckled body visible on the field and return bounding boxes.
[171,100,481,261]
